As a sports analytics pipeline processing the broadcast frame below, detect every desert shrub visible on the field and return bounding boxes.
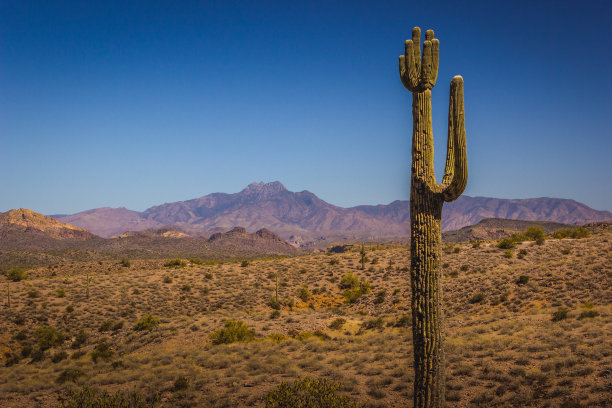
[268,333,285,343]
[516,275,529,285]
[268,297,281,310]
[163,275,172,283]
[340,273,371,304]
[552,307,569,321]
[28,289,40,298]
[522,226,546,242]
[460,264,469,272]
[373,290,386,304]
[163,258,186,268]
[189,258,204,265]
[56,368,84,384]
[582,301,594,309]
[7,268,27,281]
[361,317,384,330]
[517,249,528,259]
[35,326,65,350]
[51,351,68,363]
[340,273,359,289]
[497,238,516,249]
[134,314,160,331]
[240,260,249,267]
[265,377,358,408]
[578,310,599,320]
[469,293,485,304]
[471,240,482,248]
[72,329,88,348]
[173,376,189,391]
[210,319,254,345]
[503,249,513,258]
[120,258,131,268]
[181,284,191,292]
[329,318,346,330]
[448,270,458,278]
[297,286,311,302]
[99,321,114,332]
[270,310,281,319]
[453,246,461,253]
[91,342,113,363]
[4,352,20,366]
[56,287,66,297]
[59,386,156,408]
[394,315,411,328]
[553,227,590,239]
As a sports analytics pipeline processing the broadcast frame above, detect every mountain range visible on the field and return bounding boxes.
[54,181,612,243]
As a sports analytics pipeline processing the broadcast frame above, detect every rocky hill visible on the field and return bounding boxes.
[54,182,612,242]
[0,209,97,248]
[441,218,573,242]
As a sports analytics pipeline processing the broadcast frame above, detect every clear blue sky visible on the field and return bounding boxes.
[1,0,611,214]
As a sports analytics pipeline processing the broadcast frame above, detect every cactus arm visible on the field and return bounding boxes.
[441,76,467,202]
[424,29,439,88]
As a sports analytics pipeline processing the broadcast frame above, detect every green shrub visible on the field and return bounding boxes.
[163,258,186,268]
[503,249,513,258]
[329,258,339,265]
[134,314,160,331]
[34,326,65,350]
[552,307,569,321]
[270,310,281,319]
[120,258,131,268]
[497,238,516,249]
[553,227,590,239]
[59,386,156,408]
[56,287,66,297]
[268,297,281,310]
[7,268,27,282]
[189,258,204,265]
[340,273,359,289]
[297,286,311,302]
[240,260,249,267]
[72,329,88,349]
[265,377,358,408]
[329,318,346,330]
[91,342,113,363]
[340,273,371,304]
[210,320,254,345]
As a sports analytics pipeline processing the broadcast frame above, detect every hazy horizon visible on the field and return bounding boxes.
[2,0,611,214]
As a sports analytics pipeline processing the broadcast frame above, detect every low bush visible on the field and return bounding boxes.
[91,342,113,363]
[59,386,157,408]
[56,368,84,384]
[7,268,27,282]
[163,259,186,268]
[134,314,160,331]
[553,227,590,239]
[120,258,131,267]
[173,376,189,391]
[297,286,311,302]
[265,377,358,408]
[210,320,254,345]
[329,318,346,330]
[469,293,485,304]
[552,307,569,321]
[497,238,516,249]
[578,310,599,320]
[34,326,65,350]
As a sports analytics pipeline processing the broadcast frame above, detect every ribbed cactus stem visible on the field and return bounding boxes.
[399,27,468,408]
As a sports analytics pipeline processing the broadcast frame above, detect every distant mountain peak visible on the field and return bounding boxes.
[242,181,287,195]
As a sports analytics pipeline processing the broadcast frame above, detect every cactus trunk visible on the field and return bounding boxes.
[410,89,445,407]
[399,27,468,408]
[7,281,10,308]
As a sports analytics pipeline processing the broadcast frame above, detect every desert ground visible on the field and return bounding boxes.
[1,228,610,407]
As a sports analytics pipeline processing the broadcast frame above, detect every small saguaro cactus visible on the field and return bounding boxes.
[6,281,10,308]
[399,27,468,408]
[86,272,93,299]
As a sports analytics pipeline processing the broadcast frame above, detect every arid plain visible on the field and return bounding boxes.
[1,224,610,407]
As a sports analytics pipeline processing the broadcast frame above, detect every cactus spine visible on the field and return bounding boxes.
[399,27,468,408]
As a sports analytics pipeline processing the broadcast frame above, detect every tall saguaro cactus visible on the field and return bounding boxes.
[399,27,468,408]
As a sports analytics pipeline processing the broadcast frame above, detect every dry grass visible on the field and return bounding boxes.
[0,230,610,407]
